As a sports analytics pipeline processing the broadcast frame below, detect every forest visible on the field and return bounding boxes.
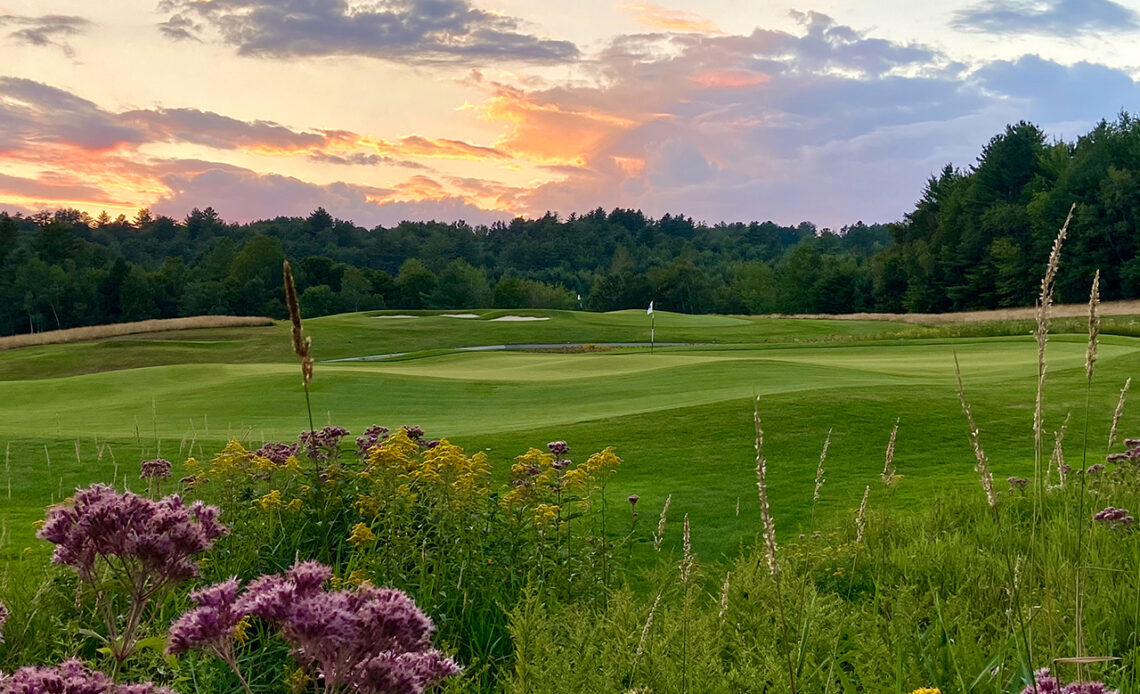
[2,113,1139,335]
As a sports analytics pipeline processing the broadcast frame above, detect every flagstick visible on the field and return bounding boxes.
[651,311,655,353]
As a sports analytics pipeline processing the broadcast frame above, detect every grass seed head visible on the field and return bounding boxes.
[1087,269,1100,383]
[1109,378,1131,450]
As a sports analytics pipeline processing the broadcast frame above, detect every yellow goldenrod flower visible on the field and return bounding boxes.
[909,689,941,694]
[584,447,622,474]
[232,616,252,643]
[286,498,302,512]
[254,489,283,510]
[348,522,377,547]
[533,503,560,528]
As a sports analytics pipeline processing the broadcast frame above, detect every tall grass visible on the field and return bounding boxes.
[0,316,273,350]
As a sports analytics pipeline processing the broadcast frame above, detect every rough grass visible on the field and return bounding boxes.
[781,298,1140,323]
[0,316,274,350]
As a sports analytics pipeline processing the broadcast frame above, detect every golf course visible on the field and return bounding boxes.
[2,308,1135,563]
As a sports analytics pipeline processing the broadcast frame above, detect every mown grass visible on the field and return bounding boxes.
[2,328,1137,566]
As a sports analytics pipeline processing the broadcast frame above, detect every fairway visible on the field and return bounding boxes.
[2,312,1138,565]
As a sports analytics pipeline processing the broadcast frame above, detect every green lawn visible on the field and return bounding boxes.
[2,308,1136,565]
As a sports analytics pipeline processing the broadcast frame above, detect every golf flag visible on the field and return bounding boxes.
[647,301,654,315]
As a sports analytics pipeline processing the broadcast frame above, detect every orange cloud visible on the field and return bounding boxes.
[478,86,638,165]
[692,70,771,89]
[621,2,720,33]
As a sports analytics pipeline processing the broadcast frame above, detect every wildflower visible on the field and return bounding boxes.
[562,467,589,491]
[37,485,227,666]
[547,440,569,456]
[1107,436,1140,463]
[1021,668,1119,694]
[0,659,175,693]
[255,489,283,510]
[628,494,639,506]
[355,425,390,458]
[39,484,226,585]
[255,441,299,466]
[402,425,424,441]
[298,425,350,461]
[348,522,377,547]
[1085,464,1105,476]
[1094,506,1135,528]
[237,559,460,693]
[909,689,941,694]
[584,447,621,474]
[168,578,246,656]
[286,498,303,512]
[139,458,172,480]
[533,503,560,528]
[1008,477,1030,492]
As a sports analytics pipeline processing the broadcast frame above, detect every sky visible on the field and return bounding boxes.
[2,0,1140,229]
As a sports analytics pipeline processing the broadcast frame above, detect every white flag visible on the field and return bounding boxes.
[577,293,581,301]
[647,301,654,315]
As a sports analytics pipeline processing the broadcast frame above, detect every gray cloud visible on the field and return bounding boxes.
[953,0,1139,36]
[118,108,328,150]
[0,13,92,57]
[156,0,579,63]
[307,151,433,170]
[0,77,144,153]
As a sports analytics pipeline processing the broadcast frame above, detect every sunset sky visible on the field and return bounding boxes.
[2,0,1140,228]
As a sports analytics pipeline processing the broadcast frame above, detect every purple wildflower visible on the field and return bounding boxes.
[167,578,245,655]
[355,426,391,457]
[0,659,175,694]
[236,560,460,693]
[1086,463,1105,475]
[551,458,570,470]
[1008,476,1029,492]
[38,485,226,583]
[139,459,172,480]
[298,426,351,461]
[547,440,569,457]
[1021,668,1119,694]
[1094,506,1135,528]
[1107,438,1140,463]
[422,440,440,450]
[254,442,299,465]
[37,485,227,666]
[401,425,424,441]
[628,495,639,505]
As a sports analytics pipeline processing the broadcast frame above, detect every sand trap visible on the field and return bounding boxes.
[375,314,418,319]
[442,313,479,318]
[491,315,550,322]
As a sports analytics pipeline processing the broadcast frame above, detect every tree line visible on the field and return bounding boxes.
[1,113,1138,335]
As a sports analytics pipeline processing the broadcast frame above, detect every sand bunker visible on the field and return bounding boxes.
[441,313,479,318]
[375,314,418,319]
[491,315,550,322]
